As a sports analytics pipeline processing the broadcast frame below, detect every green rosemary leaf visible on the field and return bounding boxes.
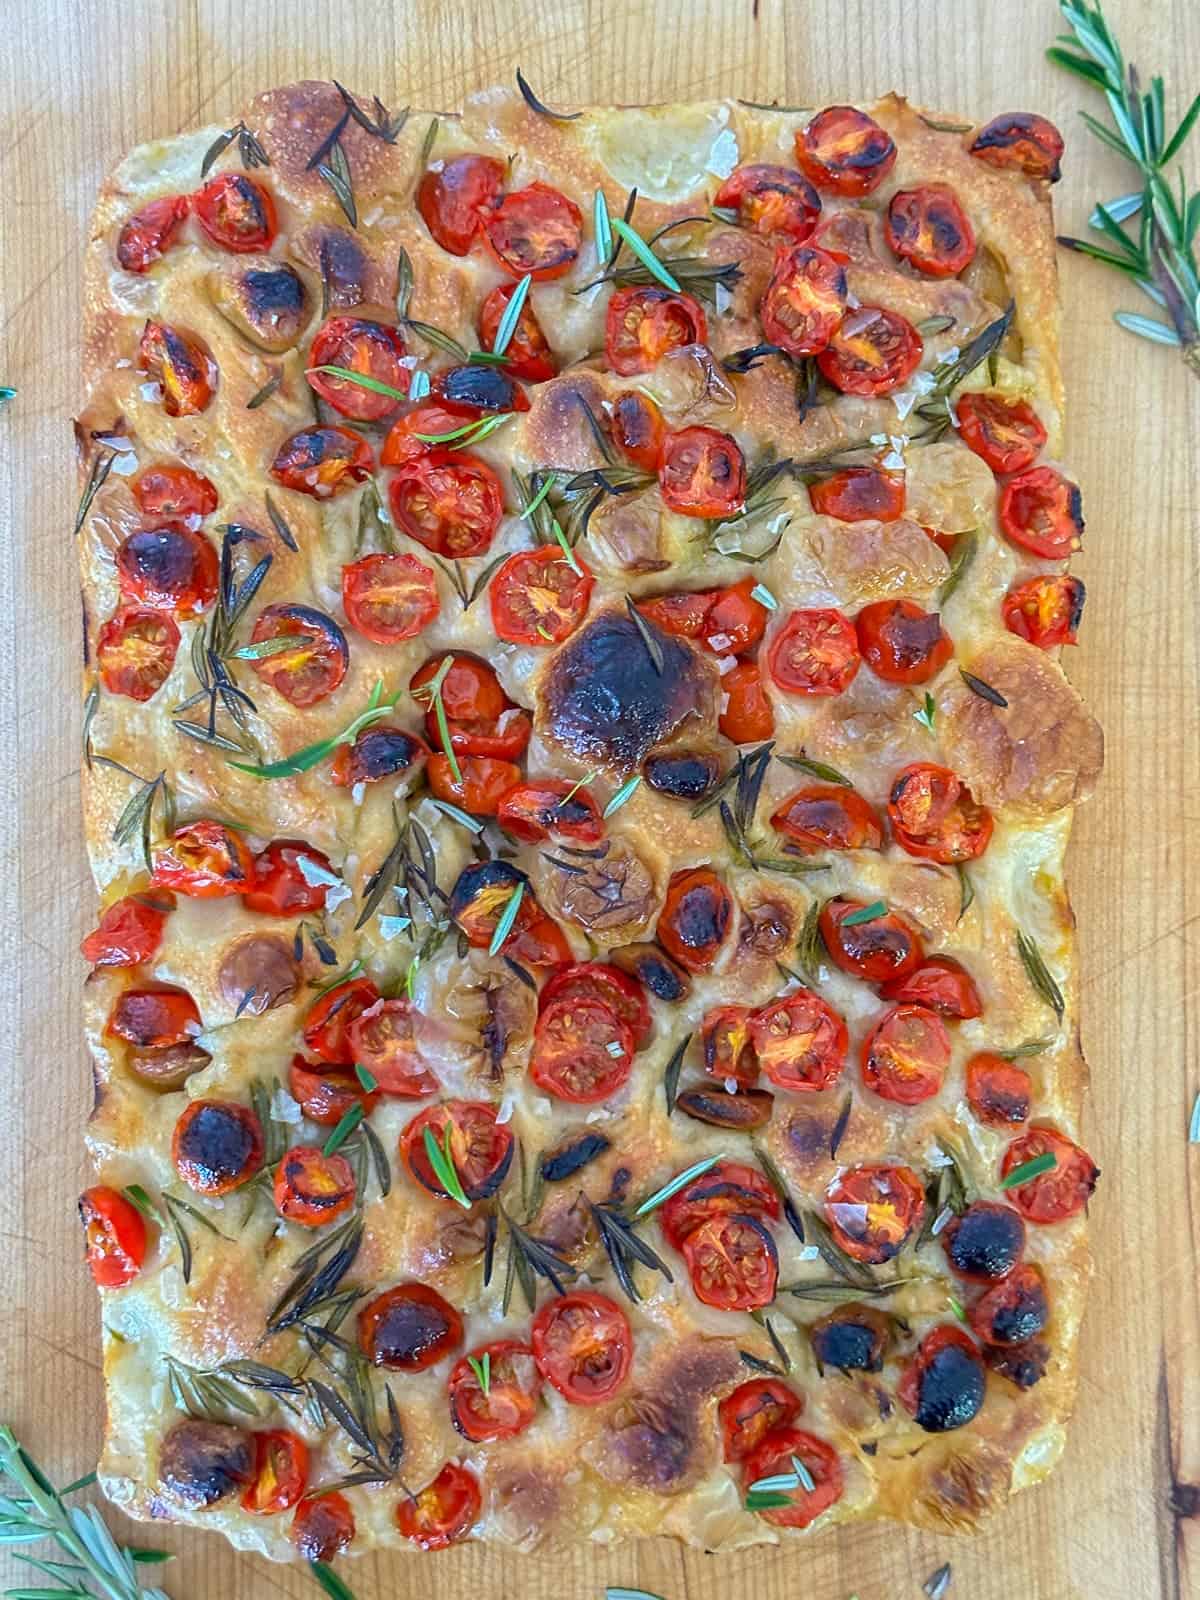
[1015,930,1066,1021]
[662,1033,691,1115]
[467,1352,492,1396]
[229,681,400,779]
[323,1103,365,1156]
[418,115,439,169]
[309,1559,359,1600]
[842,899,886,927]
[609,217,681,291]
[913,691,937,734]
[960,668,1009,707]
[516,68,581,121]
[593,188,613,262]
[1000,1150,1057,1189]
[634,1154,722,1218]
[1114,311,1181,344]
[488,883,526,955]
[490,274,533,356]
[73,446,116,538]
[246,369,282,409]
[777,752,851,786]
[404,318,468,362]
[624,596,665,674]
[306,364,409,402]
[317,139,357,226]
[81,681,99,769]
[265,491,300,552]
[1188,1090,1200,1144]
[997,1036,1056,1060]
[602,775,642,818]
[413,412,513,447]
[955,864,975,922]
[938,529,977,608]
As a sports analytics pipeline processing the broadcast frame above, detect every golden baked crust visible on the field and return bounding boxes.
[77,82,1100,1560]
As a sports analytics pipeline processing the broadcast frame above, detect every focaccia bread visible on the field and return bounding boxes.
[76,81,1103,1562]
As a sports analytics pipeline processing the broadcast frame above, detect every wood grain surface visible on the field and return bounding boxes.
[1,2,1197,1597]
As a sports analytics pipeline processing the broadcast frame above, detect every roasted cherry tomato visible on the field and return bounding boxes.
[345,998,437,1097]
[248,603,349,707]
[957,392,1047,475]
[478,283,557,381]
[358,1283,464,1371]
[152,821,253,899]
[410,652,514,747]
[885,184,975,277]
[117,195,189,273]
[308,317,409,420]
[242,839,332,917]
[540,961,651,1049]
[856,599,953,685]
[1003,573,1085,649]
[506,912,572,971]
[395,1463,480,1550]
[532,1290,632,1404]
[675,1085,775,1130]
[966,1052,1032,1127]
[81,893,172,968]
[743,1427,844,1528]
[750,989,848,1093]
[636,589,713,639]
[656,867,734,973]
[270,426,373,499]
[330,725,428,787]
[861,1002,950,1105]
[531,996,634,1103]
[79,1186,147,1288]
[819,897,925,984]
[417,154,506,254]
[714,164,821,240]
[795,106,896,196]
[1000,1128,1098,1223]
[888,763,994,863]
[970,113,1064,182]
[809,1304,891,1372]
[137,321,215,415]
[132,464,218,524]
[768,607,860,695]
[824,1163,925,1264]
[273,1145,356,1228]
[818,306,922,396]
[303,977,382,1066]
[106,986,201,1049]
[809,467,904,523]
[880,955,982,1019]
[704,577,770,655]
[96,606,180,700]
[998,465,1083,559]
[720,661,774,743]
[898,1326,985,1433]
[610,390,666,470]
[611,942,691,1003]
[969,1263,1049,1346]
[942,1201,1026,1283]
[681,1210,778,1310]
[605,286,708,375]
[172,1099,264,1195]
[428,753,523,815]
[193,173,277,253]
[497,779,603,844]
[389,450,503,557]
[401,1100,515,1203]
[115,527,218,617]
[240,1429,309,1516]
[291,1492,355,1562]
[380,403,471,466]
[719,1379,804,1462]
[449,1340,541,1442]
[770,783,883,854]
[659,1161,780,1250]
[489,545,594,645]
[701,1004,758,1086]
[434,362,530,417]
[449,859,533,947]
[759,243,848,357]
[483,182,583,279]
[341,552,439,644]
[288,1055,379,1127]
[659,427,746,518]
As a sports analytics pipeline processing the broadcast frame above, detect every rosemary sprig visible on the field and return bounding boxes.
[1001,1151,1058,1189]
[122,1184,225,1286]
[422,1125,471,1210]
[777,752,851,786]
[587,1199,674,1303]
[164,1355,260,1422]
[499,1207,577,1313]
[913,691,937,734]
[73,445,117,538]
[103,766,175,873]
[229,680,400,780]
[266,1215,363,1333]
[201,120,269,179]
[1016,930,1066,1021]
[410,654,463,784]
[172,524,271,755]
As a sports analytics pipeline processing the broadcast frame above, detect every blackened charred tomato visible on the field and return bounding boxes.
[885,184,976,277]
[768,608,860,696]
[273,1146,356,1228]
[211,262,308,353]
[643,750,721,801]
[308,317,409,421]
[96,606,180,701]
[159,1421,253,1510]
[497,779,604,844]
[880,955,983,1019]
[970,113,1064,182]
[152,820,253,899]
[610,941,692,1003]
[303,976,382,1065]
[117,195,189,273]
[605,286,708,376]
[750,989,848,1093]
[428,753,522,815]
[389,450,504,558]
[759,244,848,358]
[743,1427,844,1528]
[449,1340,541,1442]
[888,763,994,863]
[681,1211,778,1310]
[720,661,775,744]
[659,1160,781,1250]
[241,1430,308,1516]
[248,604,349,707]
[137,321,215,416]
[899,1326,986,1433]
[610,390,666,470]
[957,391,1047,475]
[346,998,437,1097]
[81,892,172,968]
[288,1055,379,1127]
[530,996,634,1103]
[291,1492,355,1563]
[270,426,373,499]
[860,1002,951,1105]
[242,839,333,918]
[434,362,530,416]
[824,1163,925,1263]
[998,465,1083,559]
[532,1290,632,1404]
[714,164,821,240]
[330,725,428,787]
[411,652,531,757]
[341,551,439,644]
[969,1263,1049,1346]
[770,783,883,855]
[966,1052,1033,1127]
[132,463,218,524]
[489,545,594,645]
[809,467,904,523]
[193,173,277,254]
[401,1100,515,1203]
[656,867,735,973]
[478,282,557,382]
[172,1099,264,1196]
[1000,1127,1098,1224]
[701,1004,757,1086]
[1003,574,1085,649]
[106,986,201,1049]
[483,182,583,280]
[417,154,506,254]
[719,1378,803,1462]
[115,528,218,618]
[449,859,532,949]
[358,1282,464,1371]
[820,897,925,983]
[659,426,746,518]
[817,306,923,396]
[942,1200,1026,1282]
[795,106,897,196]
[79,1186,147,1288]
[396,1463,481,1550]
[856,600,953,685]
[809,1303,891,1372]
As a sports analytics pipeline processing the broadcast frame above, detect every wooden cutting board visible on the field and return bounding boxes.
[1,1,1197,1596]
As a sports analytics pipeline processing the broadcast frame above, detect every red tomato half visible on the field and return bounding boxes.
[795,106,896,196]
[132,464,218,524]
[957,392,1047,475]
[81,893,172,968]
[701,1004,758,1086]
[478,283,557,382]
[106,987,201,1049]
[861,1003,950,1104]
[417,154,506,254]
[532,1291,632,1404]
[743,1427,844,1528]
[1002,574,1085,649]
[359,1283,464,1371]
[380,403,471,466]
[969,1262,1049,1346]
[885,184,976,277]
[303,977,382,1066]
[636,590,713,639]
[241,1431,309,1516]
[768,608,860,695]
[1000,1127,1098,1223]
[880,955,982,1018]
[172,1099,264,1195]
[750,989,848,1092]
[483,183,583,280]
[658,1161,780,1250]
[330,726,428,787]
[809,467,904,522]
[769,784,883,854]
[308,317,409,421]
[152,821,253,899]
[720,661,775,743]
[704,577,770,655]
[242,840,332,917]
[659,427,746,518]
[428,753,522,815]
[610,390,666,469]
[888,763,994,863]
[530,996,634,1103]
[342,552,439,644]
[970,113,1064,182]
[605,286,708,375]
[719,1379,804,1462]
[714,164,821,240]
[138,321,215,415]
[497,780,604,844]
[248,604,349,707]
[819,898,924,984]
[489,545,594,645]
[273,1146,356,1228]
[288,1056,379,1127]
[79,1186,147,1288]
[759,244,848,357]
[97,606,180,700]
[817,306,922,396]
[193,174,277,253]
[346,998,437,1097]
[998,466,1084,559]
[824,1163,925,1263]
[291,1493,355,1563]
[270,427,373,499]
[540,962,651,1048]
[656,867,734,973]
[681,1210,778,1310]
[966,1052,1033,1127]
[449,1340,541,1442]
[117,195,189,273]
[396,1464,480,1550]
[856,599,952,684]
[389,451,503,557]
[115,528,218,618]
[400,1101,515,1203]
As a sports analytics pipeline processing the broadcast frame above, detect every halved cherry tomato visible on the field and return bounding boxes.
[636,589,713,639]
[957,392,1047,475]
[819,897,924,983]
[1001,1127,1098,1223]
[750,989,848,1092]
[478,283,557,382]
[719,1379,803,1462]
[417,154,506,254]
[743,1427,844,1528]
[172,1099,264,1195]
[969,113,1064,182]
[380,403,471,466]
[506,912,572,970]
[880,955,983,1018]
[330,725,428,787]
[248,603,349,707]
[659,426,746,518]
[605,286,708,375]
[291,1492,355,1563]
[966,1052,1032,1126]
[242,840,332,917]
[345,998,437,1097]
[998,465,1083,559]
[449,1340,541,1442]
[434,362,530,417]
[703,577,769,655]
[489,545,594,645]
[449,859,533,948]
[273,1146,356,1228]
[483,183,583,280]
[359,1283,464,1370]
[540,961,651,1048]
[193,174,277,253]
[720,661,775,743]
[970,1263,1049,1346]
[117,195,189,273]
[768,608,860,695]
[303,977,382,1065]
[308,317,409,420]
[288,1055,379,1127]
[389,450,503,557]
[942,1201,1026,1284]
[81,893,172,968]
[400,1100,515,1203]
[610,390,666,470]
[79,1186,147,1288]
[137,321,215,415]
[396,1463,480,1550]
[341,552,439,645]
[531,995,634,1102]
[132,464,218,524]
[888,763,994,863]
[861,1003,950,1105]
[532,1290,632,1403]
[106,986,200,1048]
[770,784,883,854]
[497,780,604,844]
[152,821,253,899]
[96,606,180,700]
[270,426,373,499]
[656,867,734,972]
[809,467,904,522]
[759,243,848,357]
[898,1326,985,1433]
[428,753,522,814]
[824,1163,925,1263]
[411,651,504,732]
[115,528,218,617]
[682,1210,778,1310]
[885,184,975,277]
[714,164,821,240]
[795,106,896,196]
[1002,573,1084,649]
[856,599,952,685]
[659,1160,780,1250]
[701,1004,757,1086]
[818,306,923,396]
